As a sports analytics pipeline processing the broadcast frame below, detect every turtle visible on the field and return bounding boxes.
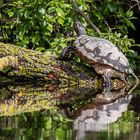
[60,21,139,94]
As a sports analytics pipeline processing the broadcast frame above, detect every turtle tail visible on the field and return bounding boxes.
[130,68,139,84]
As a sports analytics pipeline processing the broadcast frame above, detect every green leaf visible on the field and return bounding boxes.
[32,33,40,44]
[94,11,103,20]
[118,8,124,18]
[35,47,46,52]
[8,11,14,17]
[60,42,67,48]
[47,7,55,13]
[125,20,135,30]
[24,11,30,18]
[56,8,64,17]
[65,37,74,42]
[107,4,117,12]
[47,24,53,32]
[58,18,64,25]
[39,8,45,14]
[126,10,133,17]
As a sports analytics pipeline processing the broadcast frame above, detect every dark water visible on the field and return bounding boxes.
[0,82,140,140]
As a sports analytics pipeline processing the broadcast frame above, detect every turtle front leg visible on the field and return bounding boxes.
[60,46,76,61]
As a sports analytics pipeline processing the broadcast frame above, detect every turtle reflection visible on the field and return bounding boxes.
[73,94,133,132]
[95,78,137,103]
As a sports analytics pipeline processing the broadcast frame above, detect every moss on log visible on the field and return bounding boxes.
[0,42,57,78]
[0,42,97,84]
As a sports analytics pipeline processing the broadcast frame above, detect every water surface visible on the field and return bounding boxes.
[0,82,140,140]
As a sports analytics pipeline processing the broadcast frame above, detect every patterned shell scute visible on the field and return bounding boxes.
[74,35,131,73]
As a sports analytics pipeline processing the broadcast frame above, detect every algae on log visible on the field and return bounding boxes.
[0,42,98,84]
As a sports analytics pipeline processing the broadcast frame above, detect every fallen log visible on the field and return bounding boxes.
[0,42,97,85]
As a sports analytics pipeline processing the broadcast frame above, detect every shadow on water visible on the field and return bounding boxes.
[0,79,140,140]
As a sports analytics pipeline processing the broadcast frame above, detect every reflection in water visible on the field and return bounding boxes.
[0,80,139,140]
[74,95,133,132]
[0,110,73,140]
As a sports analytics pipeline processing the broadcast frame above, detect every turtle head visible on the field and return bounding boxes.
[74,21,86,36]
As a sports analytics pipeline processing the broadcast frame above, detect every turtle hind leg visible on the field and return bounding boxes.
[96,72,113,102]
[131,70,139,84]
[92,64,112,92]
[59,46,76,61]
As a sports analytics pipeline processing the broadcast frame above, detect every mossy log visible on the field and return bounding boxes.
[0,42,97,85]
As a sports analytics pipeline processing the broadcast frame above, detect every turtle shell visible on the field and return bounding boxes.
[74,35,131,74]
